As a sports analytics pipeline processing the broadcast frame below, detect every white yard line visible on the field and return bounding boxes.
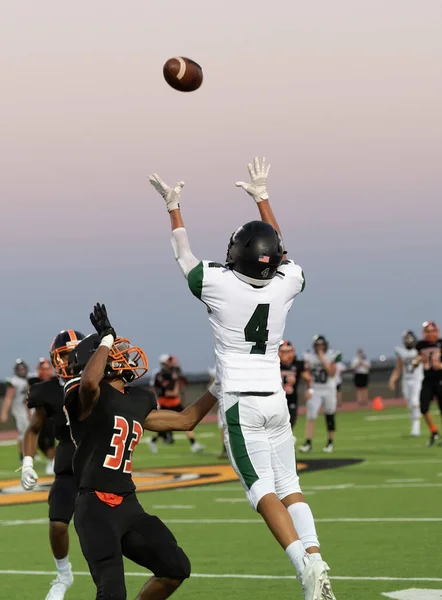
[386,479,425,483]
[0,570,441,582]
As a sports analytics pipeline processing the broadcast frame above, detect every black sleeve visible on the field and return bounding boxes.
[145,390,158,420]
[297,360,306,373]
[415,341,424,353]
[63,377,81,419]
[27,383,47,411]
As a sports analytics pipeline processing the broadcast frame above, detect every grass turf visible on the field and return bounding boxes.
[0,405,441,599]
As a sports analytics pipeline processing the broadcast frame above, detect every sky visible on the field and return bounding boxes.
[0,0,441,377]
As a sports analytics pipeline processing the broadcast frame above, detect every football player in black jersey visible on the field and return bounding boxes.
[64,304,216,600]
[22,330,85,600]
[414,321,442,446]
[279,341,311,436]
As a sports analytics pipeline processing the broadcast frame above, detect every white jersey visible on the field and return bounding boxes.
[395,346,424,383]
[188,259,305,393]
[335,361,346,386]
[304,349,342,390]
[6,375,29,413]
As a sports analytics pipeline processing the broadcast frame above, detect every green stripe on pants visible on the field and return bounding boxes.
[225,402,259,490]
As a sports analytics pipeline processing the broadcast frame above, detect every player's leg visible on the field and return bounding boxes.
[45,475,77,599]
[12,408,28,461]
[407,381,421,436]
[420,381,439,446]
[121,497,190,599]
[435,384,442,443]
[323,389,337,453]
[299,392,321,452]
[74,492,127,600]
[217,407,227,458]
[221,393,307,579]
[266,390,336,599]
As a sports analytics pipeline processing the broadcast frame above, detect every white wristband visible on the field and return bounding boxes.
[307,388,314,395]
[22,456,33,468]
[100,334,115,350]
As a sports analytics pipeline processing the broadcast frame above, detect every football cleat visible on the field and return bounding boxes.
[299,442,312,453]
[322,442,333,454]
[191,441,205,453]
[147,438,159,454]
[45,570,74,600]
[300,555,336,600]
[427,432,440,447]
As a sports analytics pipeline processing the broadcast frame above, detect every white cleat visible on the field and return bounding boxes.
[410,421,421,437]
[147,438,159,454]
[45,571,74,600]
[322,443,334,454]
[299,443,312,453]
[300,556,336,600]
[191,441,205,453]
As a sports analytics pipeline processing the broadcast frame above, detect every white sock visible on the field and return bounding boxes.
[288,502,320,551]
[285,540,307,576]
[55,556,70,572]
[411,407,420,422]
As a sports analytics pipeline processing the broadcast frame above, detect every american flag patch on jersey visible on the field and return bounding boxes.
[258,255,270,263]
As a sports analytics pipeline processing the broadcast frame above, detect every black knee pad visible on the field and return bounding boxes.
[325,414,336,432]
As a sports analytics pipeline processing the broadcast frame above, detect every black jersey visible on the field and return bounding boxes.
[64,379,157,495]
[280,359,306,402]
[27,377,74,475]
[416,339,442,381]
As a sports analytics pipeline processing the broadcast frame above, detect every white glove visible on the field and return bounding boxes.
[148,174,184,213]
[21,456,38,491]
[235,157,270,202]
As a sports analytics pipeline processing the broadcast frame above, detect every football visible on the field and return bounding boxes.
[163,57,203,92]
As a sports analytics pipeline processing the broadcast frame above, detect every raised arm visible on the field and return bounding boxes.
[77,303,117,419]
[148,174,200,278]
[236,157,286,255]
[144,389,217,432]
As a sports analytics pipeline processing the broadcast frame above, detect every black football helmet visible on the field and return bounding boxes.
[50,330,85,378]
[226,221,283,285]
[68,333,148,383]
[313,335,329,353]
[402,331,416,349]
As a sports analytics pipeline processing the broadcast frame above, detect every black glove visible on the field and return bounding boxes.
[90,303,117,340]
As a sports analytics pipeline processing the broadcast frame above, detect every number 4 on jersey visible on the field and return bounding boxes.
[244,304,270,354]
[104,416,143,474]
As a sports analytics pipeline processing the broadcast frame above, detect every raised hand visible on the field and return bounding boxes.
[90,303,117,340]
[148,174,184,212]
[235,157,271,203]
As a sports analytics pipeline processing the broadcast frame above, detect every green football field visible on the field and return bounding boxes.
[1,406,441,600]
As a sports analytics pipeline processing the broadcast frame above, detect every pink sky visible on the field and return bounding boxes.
[0,0,441,373]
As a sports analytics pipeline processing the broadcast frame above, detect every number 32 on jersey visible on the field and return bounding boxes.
[104,416,143,474]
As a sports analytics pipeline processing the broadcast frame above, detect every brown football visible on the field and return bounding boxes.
[163,57,203,92]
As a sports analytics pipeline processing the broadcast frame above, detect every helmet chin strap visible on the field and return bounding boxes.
[232,270,272,287]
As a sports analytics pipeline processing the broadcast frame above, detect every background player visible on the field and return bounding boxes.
[149,157,336,600]
[414,321,442,446]
[28,358,57,475]
[22,331,85,600]
[389,331,423,436]
[335,359,346,407]
[300,335,341,454]
[64,303,216,600]
[147,355,204,454]
[279,340,312,440]
[0,359,30,460]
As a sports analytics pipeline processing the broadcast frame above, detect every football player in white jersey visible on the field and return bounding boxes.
[300,336,342,454]
[149,158,336,600]
[0,359,30,460]
[389,331,423,436]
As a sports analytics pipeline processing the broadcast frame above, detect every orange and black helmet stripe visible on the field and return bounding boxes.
[67,330,78,342]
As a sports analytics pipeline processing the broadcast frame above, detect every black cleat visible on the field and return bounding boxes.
[427,432,440,447]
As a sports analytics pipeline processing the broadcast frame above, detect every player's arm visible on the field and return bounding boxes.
[148,174,200,278]
[235,157,286,255]
[389,357,403,391]
[0,385,15,423]
[77,303,118,419]
[144,389,217,432]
